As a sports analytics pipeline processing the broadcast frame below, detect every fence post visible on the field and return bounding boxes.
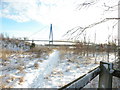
[98,62,113,89]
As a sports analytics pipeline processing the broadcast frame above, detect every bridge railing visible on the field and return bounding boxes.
[59,61,120,90]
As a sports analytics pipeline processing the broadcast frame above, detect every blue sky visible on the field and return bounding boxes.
[0,0,118,43]
[1,17,42,31]
[1,17,49,38]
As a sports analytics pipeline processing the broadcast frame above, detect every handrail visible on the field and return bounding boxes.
[112,70,120,78]
[59,67,100,90]
[59,61,120,89]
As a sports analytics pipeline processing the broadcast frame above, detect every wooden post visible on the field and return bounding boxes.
[98,62,113,89]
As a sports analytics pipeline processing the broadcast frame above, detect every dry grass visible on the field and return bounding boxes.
[17,66,24,71]
[0,75,26,88]
[19,77,24,84]
[15,51,24,55]
[10,76,16,81]
[0,75,14,88]
[0,49,13,61]
[0,48,28,62]
[34,62,39,69]
[38,60,43,63]
[57,46,71,60]
[0,83,8,88]
[76,64,80,68]
[59,52,66,60]
[44,76,51,80]
[2,62,8,66]
[6,78,12,83]
[28,46,53,58]
[57,46,70,52]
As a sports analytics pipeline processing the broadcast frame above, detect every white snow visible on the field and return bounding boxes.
[0,39,117,88]
[0,40,30,51]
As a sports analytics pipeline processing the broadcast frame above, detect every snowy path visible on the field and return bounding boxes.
[13,50,60,88]
[30,50,60,88]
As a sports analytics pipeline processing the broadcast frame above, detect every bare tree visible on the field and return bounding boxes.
[65,0,120,87]
[118,1,120,62]
[65,0,119,39]
[64,0,120,60]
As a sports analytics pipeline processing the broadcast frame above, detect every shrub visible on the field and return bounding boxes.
[0,49,13,61]
[30,43,35,49]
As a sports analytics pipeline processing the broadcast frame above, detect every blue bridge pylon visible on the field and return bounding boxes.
[49,24,53,45]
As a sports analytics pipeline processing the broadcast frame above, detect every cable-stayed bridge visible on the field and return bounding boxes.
[23,24,77,46]
[23,39,75,43]
[22,39,77,47]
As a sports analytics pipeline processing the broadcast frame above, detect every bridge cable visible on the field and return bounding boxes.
[27,25,48,38]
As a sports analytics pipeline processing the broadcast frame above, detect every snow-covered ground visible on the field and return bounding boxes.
[0,48,116,88]
[0,39,30,51]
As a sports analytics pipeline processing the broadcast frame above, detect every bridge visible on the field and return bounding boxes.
[22,24,77,45]
[23,39,76,43]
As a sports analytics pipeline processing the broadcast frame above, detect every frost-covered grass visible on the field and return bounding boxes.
[0,51,49,88]
[0,34,117,88]
[0,48,116,88]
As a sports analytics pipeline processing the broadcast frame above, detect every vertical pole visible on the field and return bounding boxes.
[93,32,96,57]
[114,39,116,60]
[118,1,120,60]
[83,31,86,56]
[107,44,110,62]
[99,62,113,89]
[31,40,34,53]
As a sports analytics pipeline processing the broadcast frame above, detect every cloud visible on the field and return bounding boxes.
[1,0,117,24]
[0,0,118,43]
[1,0,79,24]
[1,0,41,22]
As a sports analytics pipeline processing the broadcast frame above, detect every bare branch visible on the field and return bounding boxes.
[64,18,119,40]
[76,0,99,10]
[103,3,118,12]
[112,22,118,29]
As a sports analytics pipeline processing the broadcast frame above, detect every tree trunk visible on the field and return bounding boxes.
[113,1,120,88]
[118,0,120,65]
